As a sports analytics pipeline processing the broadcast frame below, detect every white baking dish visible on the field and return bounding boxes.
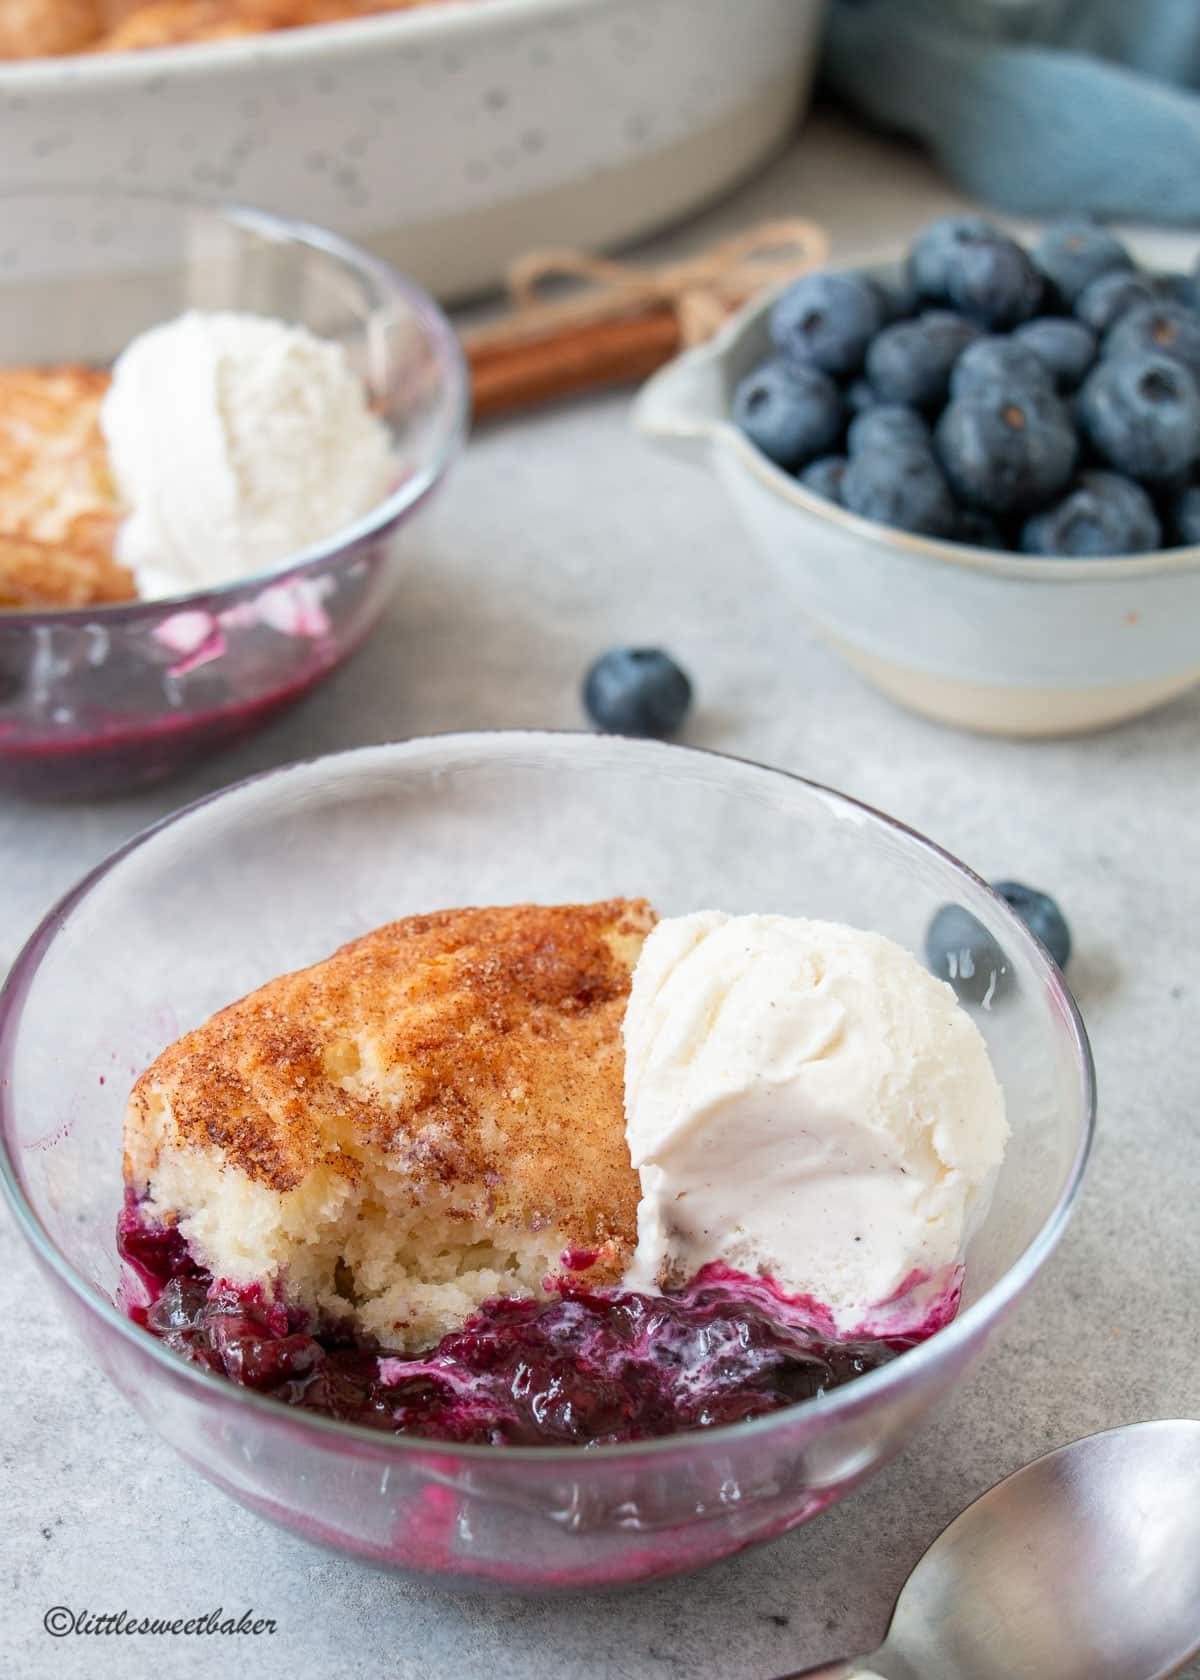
[0,0,826,299]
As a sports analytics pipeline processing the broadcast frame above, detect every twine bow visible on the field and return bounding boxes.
[464,218,831,354]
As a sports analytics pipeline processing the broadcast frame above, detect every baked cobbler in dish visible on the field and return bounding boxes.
[119,898,1008,1445]
[0,312,393,608]
[0,0,463,57]
[125,900,650,1352]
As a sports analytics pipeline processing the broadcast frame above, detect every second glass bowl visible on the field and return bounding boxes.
[0,191,468,798]
[0,733,1094,1590]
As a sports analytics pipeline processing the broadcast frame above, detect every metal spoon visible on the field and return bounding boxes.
[778,1420,1200,1680]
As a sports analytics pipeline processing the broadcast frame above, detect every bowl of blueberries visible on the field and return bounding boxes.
[636,214,1200,736]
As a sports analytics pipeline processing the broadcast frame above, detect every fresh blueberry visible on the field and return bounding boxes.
[993,881,1071,970]
[925,904,1010,1004]
[1168,482,1200,546]
[846,404,930,456]
[842,447,957,538]
[956,508,1009,549]
[1012,318,1097,392]
[1105,301,1200,384]
[935,390,1077,516]
[1075,270,1157,335]
[1032,220,1134,307]
[1020,470,1162,557]
[1078,352,1200,481]
[944,234,1043,329]
[770,271,887,378]
[582,648,692,739]
[845,377,879,416]
[908,214,1006,302]
[949,336,1055,401]
[872,268,919,322]
[731,358,845,469]
[1153,272,1200,310]
[865,310,981,410]
[799,455,849,503]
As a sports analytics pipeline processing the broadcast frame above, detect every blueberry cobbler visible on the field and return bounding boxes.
[0,312,392,610]
[119,899,1008,1446]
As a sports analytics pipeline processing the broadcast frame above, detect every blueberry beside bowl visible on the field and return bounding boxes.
[636,217,1200,736]
[0,733,1094,1590]
[0,192,468,799]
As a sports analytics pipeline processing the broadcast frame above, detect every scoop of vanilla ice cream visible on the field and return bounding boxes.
[101,311,395,593]
[622,911,1008,1333]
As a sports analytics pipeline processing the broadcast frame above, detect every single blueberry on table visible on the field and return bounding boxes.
[925,904,1010,1005]
[1013,317,1097,392]
[935,390,1077,516]
[944,234,1043,330]
[908,214,1005,302]
[949,336,1055,402]
[1075,270,1157,335]
[993,881,1072,970]
[1078,353,1200,481]
[1168,482,1200,546]
[865,310,981,410]
[798,455,849,504]
[731,358,845,469]
[1105,301,1200,384]
[841,447,958,538]
[582,648,693,739]
[769,271,886,378]
[846,403,930,456]
[1020,471,1161,557]
[1032,220,1134,307]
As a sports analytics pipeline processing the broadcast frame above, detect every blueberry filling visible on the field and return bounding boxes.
[118,1205,925,1446]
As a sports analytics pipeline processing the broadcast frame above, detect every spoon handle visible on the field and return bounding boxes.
[773,1657,896,1679]
[772,1662,859,1678]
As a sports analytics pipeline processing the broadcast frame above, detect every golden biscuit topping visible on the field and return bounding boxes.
[0,365,134,608]
[0,0,461,55]
[126,900,657,1279]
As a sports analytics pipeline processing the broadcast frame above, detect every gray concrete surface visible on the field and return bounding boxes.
[2,114,1198,1679]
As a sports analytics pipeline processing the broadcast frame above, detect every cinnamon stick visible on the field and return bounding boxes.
[467,305,681,420]
[461,218,829,421]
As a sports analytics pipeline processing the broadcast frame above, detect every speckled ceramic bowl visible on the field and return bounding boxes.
[0,0,825,301]
[636,259,1200,738]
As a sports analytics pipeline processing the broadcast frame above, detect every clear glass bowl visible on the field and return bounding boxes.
[0,192,468,799]
[0,733,1094,1591]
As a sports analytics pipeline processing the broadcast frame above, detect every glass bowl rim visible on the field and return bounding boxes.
[0,730,1096,1463]
[0,186,470,624]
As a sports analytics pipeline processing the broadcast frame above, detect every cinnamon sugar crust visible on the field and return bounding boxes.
[0,0,462,54]
[0,365,134,608]
[0,532,135,609]
[124,901,656,1345]
[93,0,441,49]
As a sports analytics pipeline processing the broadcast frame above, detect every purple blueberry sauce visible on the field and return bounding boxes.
[117,1205,932,1446]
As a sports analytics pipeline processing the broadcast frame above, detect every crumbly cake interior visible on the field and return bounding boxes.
[125,900,654,1353]
[0,0,463,57]
[0,365,134,608]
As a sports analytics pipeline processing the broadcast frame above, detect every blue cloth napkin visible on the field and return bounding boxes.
[823,0,1200,223]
